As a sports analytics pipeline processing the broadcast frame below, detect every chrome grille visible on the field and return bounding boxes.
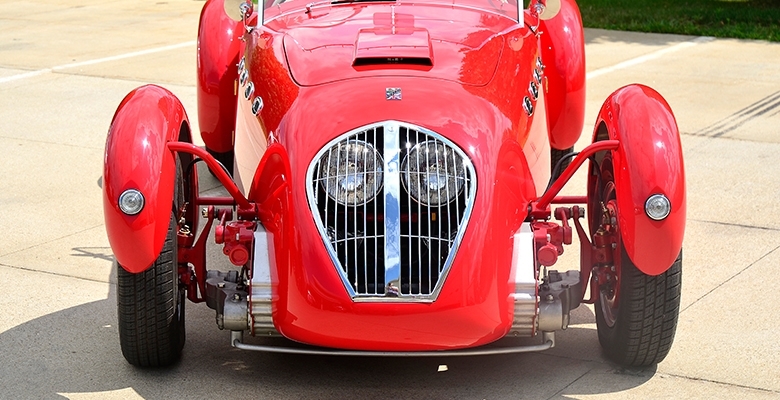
[306,121,476,301]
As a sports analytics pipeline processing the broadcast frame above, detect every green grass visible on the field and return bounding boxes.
[575,0,780,42]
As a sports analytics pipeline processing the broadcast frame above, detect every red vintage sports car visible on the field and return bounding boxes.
[103,0,685,368]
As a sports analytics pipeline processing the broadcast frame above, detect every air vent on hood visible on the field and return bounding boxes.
[352,28,433,70]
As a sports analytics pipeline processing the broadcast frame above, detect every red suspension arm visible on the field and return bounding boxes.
[529,140,619,218]
[167,141,253,210]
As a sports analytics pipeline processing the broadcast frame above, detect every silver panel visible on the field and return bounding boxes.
[509,223,538,337]
[306,121,477,302]
[249,224,279,336]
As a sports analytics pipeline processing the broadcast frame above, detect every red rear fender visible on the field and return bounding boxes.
[197,0,244,153]
[539,0,586,150]
[591,84,686,275]
[103,85,190,273]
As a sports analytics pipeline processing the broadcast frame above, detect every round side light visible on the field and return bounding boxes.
[645,194,671,221]
[118,189,145,216]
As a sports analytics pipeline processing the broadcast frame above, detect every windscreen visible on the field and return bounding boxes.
[254,0,523,25]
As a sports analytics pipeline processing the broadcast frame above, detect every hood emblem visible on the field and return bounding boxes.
[386,88,402,100]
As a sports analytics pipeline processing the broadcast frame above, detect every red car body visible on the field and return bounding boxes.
[103,0,685,367]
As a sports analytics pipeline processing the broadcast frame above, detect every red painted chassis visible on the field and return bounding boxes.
[103,0,685,367]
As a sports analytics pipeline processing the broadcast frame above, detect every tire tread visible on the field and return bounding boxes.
[597,252,682,367]
[117,214,183,367]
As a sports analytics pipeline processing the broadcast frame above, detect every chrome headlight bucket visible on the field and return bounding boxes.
[402,141,466,206]
[317,139,383,206]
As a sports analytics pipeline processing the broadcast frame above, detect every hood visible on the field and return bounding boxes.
[278,3,513,86]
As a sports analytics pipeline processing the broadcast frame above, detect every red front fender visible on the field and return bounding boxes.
[197,0,243,153]
[103,85,190,273]
[592,85,686,275]
[539,0,586,150]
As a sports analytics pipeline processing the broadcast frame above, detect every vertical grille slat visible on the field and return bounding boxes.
[384,124,401,295]
[306,121,476,301]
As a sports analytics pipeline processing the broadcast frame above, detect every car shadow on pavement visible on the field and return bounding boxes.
[0,276,654,399]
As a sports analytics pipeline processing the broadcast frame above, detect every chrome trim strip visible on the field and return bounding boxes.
[509,223,538,337]
[383,122,402,296]
[232,333,553,356]
[249,224,280,336]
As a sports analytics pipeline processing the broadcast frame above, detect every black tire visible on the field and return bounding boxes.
[551,146,574,181]
[207,147,234,177]
[595,249,682,367]
[117,213,185,367]
[589,146,682,367]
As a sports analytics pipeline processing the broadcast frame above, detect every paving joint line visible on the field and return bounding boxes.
[0,262,112,285]
[689,218,780,232]
[539,353,780,394]
[48,69,198,88]
[660,372,780,394]
[537,347,780,394]
[0,224,105,259]
[0,135,104,150]
[546,367,594,400]
[680,244,780,314]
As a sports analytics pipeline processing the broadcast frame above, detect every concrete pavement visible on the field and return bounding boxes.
[1,1,779,398]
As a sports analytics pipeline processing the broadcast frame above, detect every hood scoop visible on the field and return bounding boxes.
[283,9,504,86]
[352,13,432,70]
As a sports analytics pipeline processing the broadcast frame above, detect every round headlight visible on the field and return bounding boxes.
[318,140,383,206]
[118,189,145,216]
[645,194,671,221]
[402,141,466,206]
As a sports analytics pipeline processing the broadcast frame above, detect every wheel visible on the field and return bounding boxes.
[589,149,682,367]
[117,160,187,367]
[207,147,234,177]
[117,213,185,367]
[550,146,574,181]
[595,248,682,367]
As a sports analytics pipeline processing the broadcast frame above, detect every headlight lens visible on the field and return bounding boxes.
[318,140,383,206]
[402,141,466,206]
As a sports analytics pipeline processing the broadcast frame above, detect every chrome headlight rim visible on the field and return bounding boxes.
[645,193,672,221]
[317,138,384,206]
[401,140,466,206]
[118,189,145,216]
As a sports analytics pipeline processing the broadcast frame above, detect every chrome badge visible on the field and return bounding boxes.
[386,88,402,100]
